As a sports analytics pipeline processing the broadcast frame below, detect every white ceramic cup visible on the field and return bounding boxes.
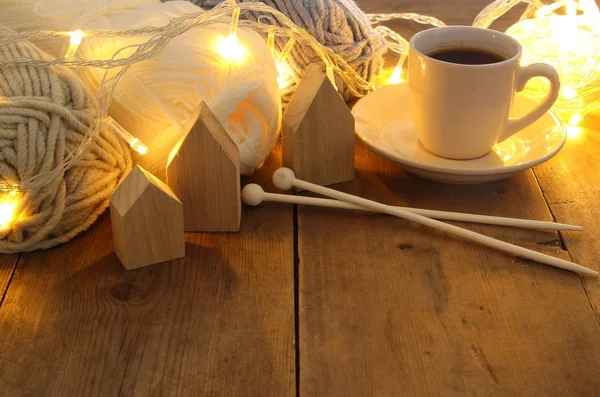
[408,26,560,160]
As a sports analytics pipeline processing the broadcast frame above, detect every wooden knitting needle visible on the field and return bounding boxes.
[271,168,597,277]
[241,184,581,231]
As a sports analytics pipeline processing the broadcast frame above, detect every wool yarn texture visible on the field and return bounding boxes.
[171,0,388,102]
[0,25,132,253]
[0,0,282,176]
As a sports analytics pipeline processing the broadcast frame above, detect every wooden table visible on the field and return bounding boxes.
[2,1,600,396]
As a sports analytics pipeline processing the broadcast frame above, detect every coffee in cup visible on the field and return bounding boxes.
[408,26,560,160]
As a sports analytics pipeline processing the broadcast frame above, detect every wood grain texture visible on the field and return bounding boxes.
[533,116,600,324]
[298,140,600,397]
[283,64,355,187]
[167,102,241,232]
[0,255,19,303]
[297,3,600,395]
[0,144,294,397]
[111,165,185,270]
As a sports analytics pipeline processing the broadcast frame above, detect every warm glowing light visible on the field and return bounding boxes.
[562,85,577,99]
[215,34,248,64]
[131,139,148,155]
[214,7,247,64]
[0,195,18,229]
[506,0,600,118]
[103,116,148,155]
[70,30,84,45]
[569,113,583,124]
[275,38,296,90]
[276,60,293,90]
[521,19,534,34]
[65,29,84,58]
[389,66,404,84]
[566,125,582,139]
[372,65,406,88]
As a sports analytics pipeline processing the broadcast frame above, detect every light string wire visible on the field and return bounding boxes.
[0,1,362,193]
[0,0,440,194]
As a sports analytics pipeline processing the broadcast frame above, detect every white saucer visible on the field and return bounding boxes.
[352,83,566,184]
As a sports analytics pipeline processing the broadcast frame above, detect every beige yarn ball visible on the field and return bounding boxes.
[0,26,132,253]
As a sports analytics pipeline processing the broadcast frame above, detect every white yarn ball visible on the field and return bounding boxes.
[1,0,282,176]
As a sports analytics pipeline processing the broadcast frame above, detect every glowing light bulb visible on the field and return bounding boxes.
[214,6,248,64]
[566,125,581,139]
[561,85,577,99]
[215,34,248,64]
[0,194,18,229]
[569,113,583,125]
[521,19,534,34]
[131,138,148,155]
[65,29,84,58]
[276,60,293,90]
[102,116,148,155]
[275,38,296,90]
[389,66,404,84]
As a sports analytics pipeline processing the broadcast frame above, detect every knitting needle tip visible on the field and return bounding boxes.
[241,183,265,206]
[273,167,296,191]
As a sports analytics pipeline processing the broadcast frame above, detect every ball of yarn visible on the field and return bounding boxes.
[173,0,388,102]
[78,1,281,175]
[0,26,132,253]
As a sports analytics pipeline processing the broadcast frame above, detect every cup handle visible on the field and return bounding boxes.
[497,63,561,143]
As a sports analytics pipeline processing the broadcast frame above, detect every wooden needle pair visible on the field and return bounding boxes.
[241,167,597,277]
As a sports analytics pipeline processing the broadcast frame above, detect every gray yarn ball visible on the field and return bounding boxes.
[164,0,387,102]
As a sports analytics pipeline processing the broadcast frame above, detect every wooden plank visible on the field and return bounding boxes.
[533,116,600,322]
[0,143,295,397]
[298,139,600,396]
[0,255,19,304]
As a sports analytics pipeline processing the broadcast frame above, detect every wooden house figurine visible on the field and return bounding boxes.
[166,102,241,232]
[282,63,355,187]
[110,165,185,270]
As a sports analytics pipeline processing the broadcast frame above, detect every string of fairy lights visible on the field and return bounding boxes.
[0,0,379,194]
[0,0,599,230]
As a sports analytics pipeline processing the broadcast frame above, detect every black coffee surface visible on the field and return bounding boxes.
[427,47,507,65]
